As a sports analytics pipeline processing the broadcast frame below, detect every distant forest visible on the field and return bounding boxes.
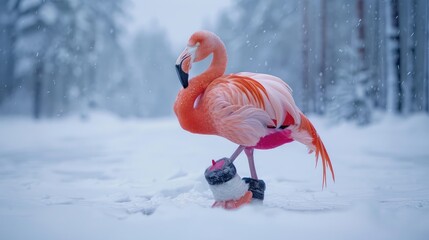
[1,0,428,125]
[0,0,177,119]
[216,0,428,125]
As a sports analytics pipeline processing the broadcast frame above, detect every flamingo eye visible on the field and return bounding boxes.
[188,42,200,48]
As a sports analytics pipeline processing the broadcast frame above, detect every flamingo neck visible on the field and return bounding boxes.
[174,41,227,134]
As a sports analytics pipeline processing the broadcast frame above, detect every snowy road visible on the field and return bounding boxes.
[0,113,428,239]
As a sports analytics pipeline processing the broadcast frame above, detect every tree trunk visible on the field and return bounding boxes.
[0,17,16,101]
[377,0,388,110]
[301,0,310,113]
[319,0,327,114]
[386,0,401,113]
[413,0,428,112]
[356,0,366,62]
[33,62,43,119]
[398,0,413,114]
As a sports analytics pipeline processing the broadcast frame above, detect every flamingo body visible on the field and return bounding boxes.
[174,31,334,187]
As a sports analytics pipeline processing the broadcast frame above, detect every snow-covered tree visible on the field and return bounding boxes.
[327,45,372,125]
[1,0,428,121]
[0,0,127,118]
[0,0,40,105]
[413,0,429,112]
[214,0,428,124]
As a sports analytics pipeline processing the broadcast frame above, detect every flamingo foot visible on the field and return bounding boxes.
[205,158,253,209]
[212,191,253,209]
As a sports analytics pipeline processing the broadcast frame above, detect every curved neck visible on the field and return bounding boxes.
[192,41,227,91]
[174,40,227,134]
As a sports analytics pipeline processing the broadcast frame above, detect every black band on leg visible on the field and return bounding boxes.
[242,177,266,200]
[205,158,237,185]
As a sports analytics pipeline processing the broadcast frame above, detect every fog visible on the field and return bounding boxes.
[1,1,429,239]
[1,0,428,123]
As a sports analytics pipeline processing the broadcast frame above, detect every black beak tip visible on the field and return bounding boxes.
[175,64,189,88]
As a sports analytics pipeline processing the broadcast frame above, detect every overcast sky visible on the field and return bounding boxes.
[127,0,233,50]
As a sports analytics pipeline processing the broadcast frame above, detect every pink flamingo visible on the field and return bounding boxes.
[174,31,335,207]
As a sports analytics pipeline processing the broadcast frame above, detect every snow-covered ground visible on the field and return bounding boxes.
[0,113,428,240]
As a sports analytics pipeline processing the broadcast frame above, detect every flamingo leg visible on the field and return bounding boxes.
[229,145,245,163]
[221,145,266,201]
[244,148,258,180]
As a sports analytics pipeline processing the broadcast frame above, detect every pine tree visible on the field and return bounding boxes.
[1,0,127,118]
[327,45,372,125]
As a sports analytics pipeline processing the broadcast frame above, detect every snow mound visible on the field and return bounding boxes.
[0,113,428,239]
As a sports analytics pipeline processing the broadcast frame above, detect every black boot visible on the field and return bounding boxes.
[242,177,266,201]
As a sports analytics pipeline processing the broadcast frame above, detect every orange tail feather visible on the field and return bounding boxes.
[299,113,335,188]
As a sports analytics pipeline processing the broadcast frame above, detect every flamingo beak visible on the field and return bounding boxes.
[175,48,191,88]
[176,67,188,88]
[175,45,197,89]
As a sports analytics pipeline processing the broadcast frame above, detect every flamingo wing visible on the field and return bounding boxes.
[204,72,301,146]
[242,74,335,186]
[204,72,335,186]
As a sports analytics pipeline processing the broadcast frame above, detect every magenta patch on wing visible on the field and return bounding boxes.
[254,129,294,149]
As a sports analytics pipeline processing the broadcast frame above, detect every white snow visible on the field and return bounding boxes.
[0,112,429,240]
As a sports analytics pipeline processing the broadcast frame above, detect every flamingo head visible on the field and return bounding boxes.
[175,31,219,88]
